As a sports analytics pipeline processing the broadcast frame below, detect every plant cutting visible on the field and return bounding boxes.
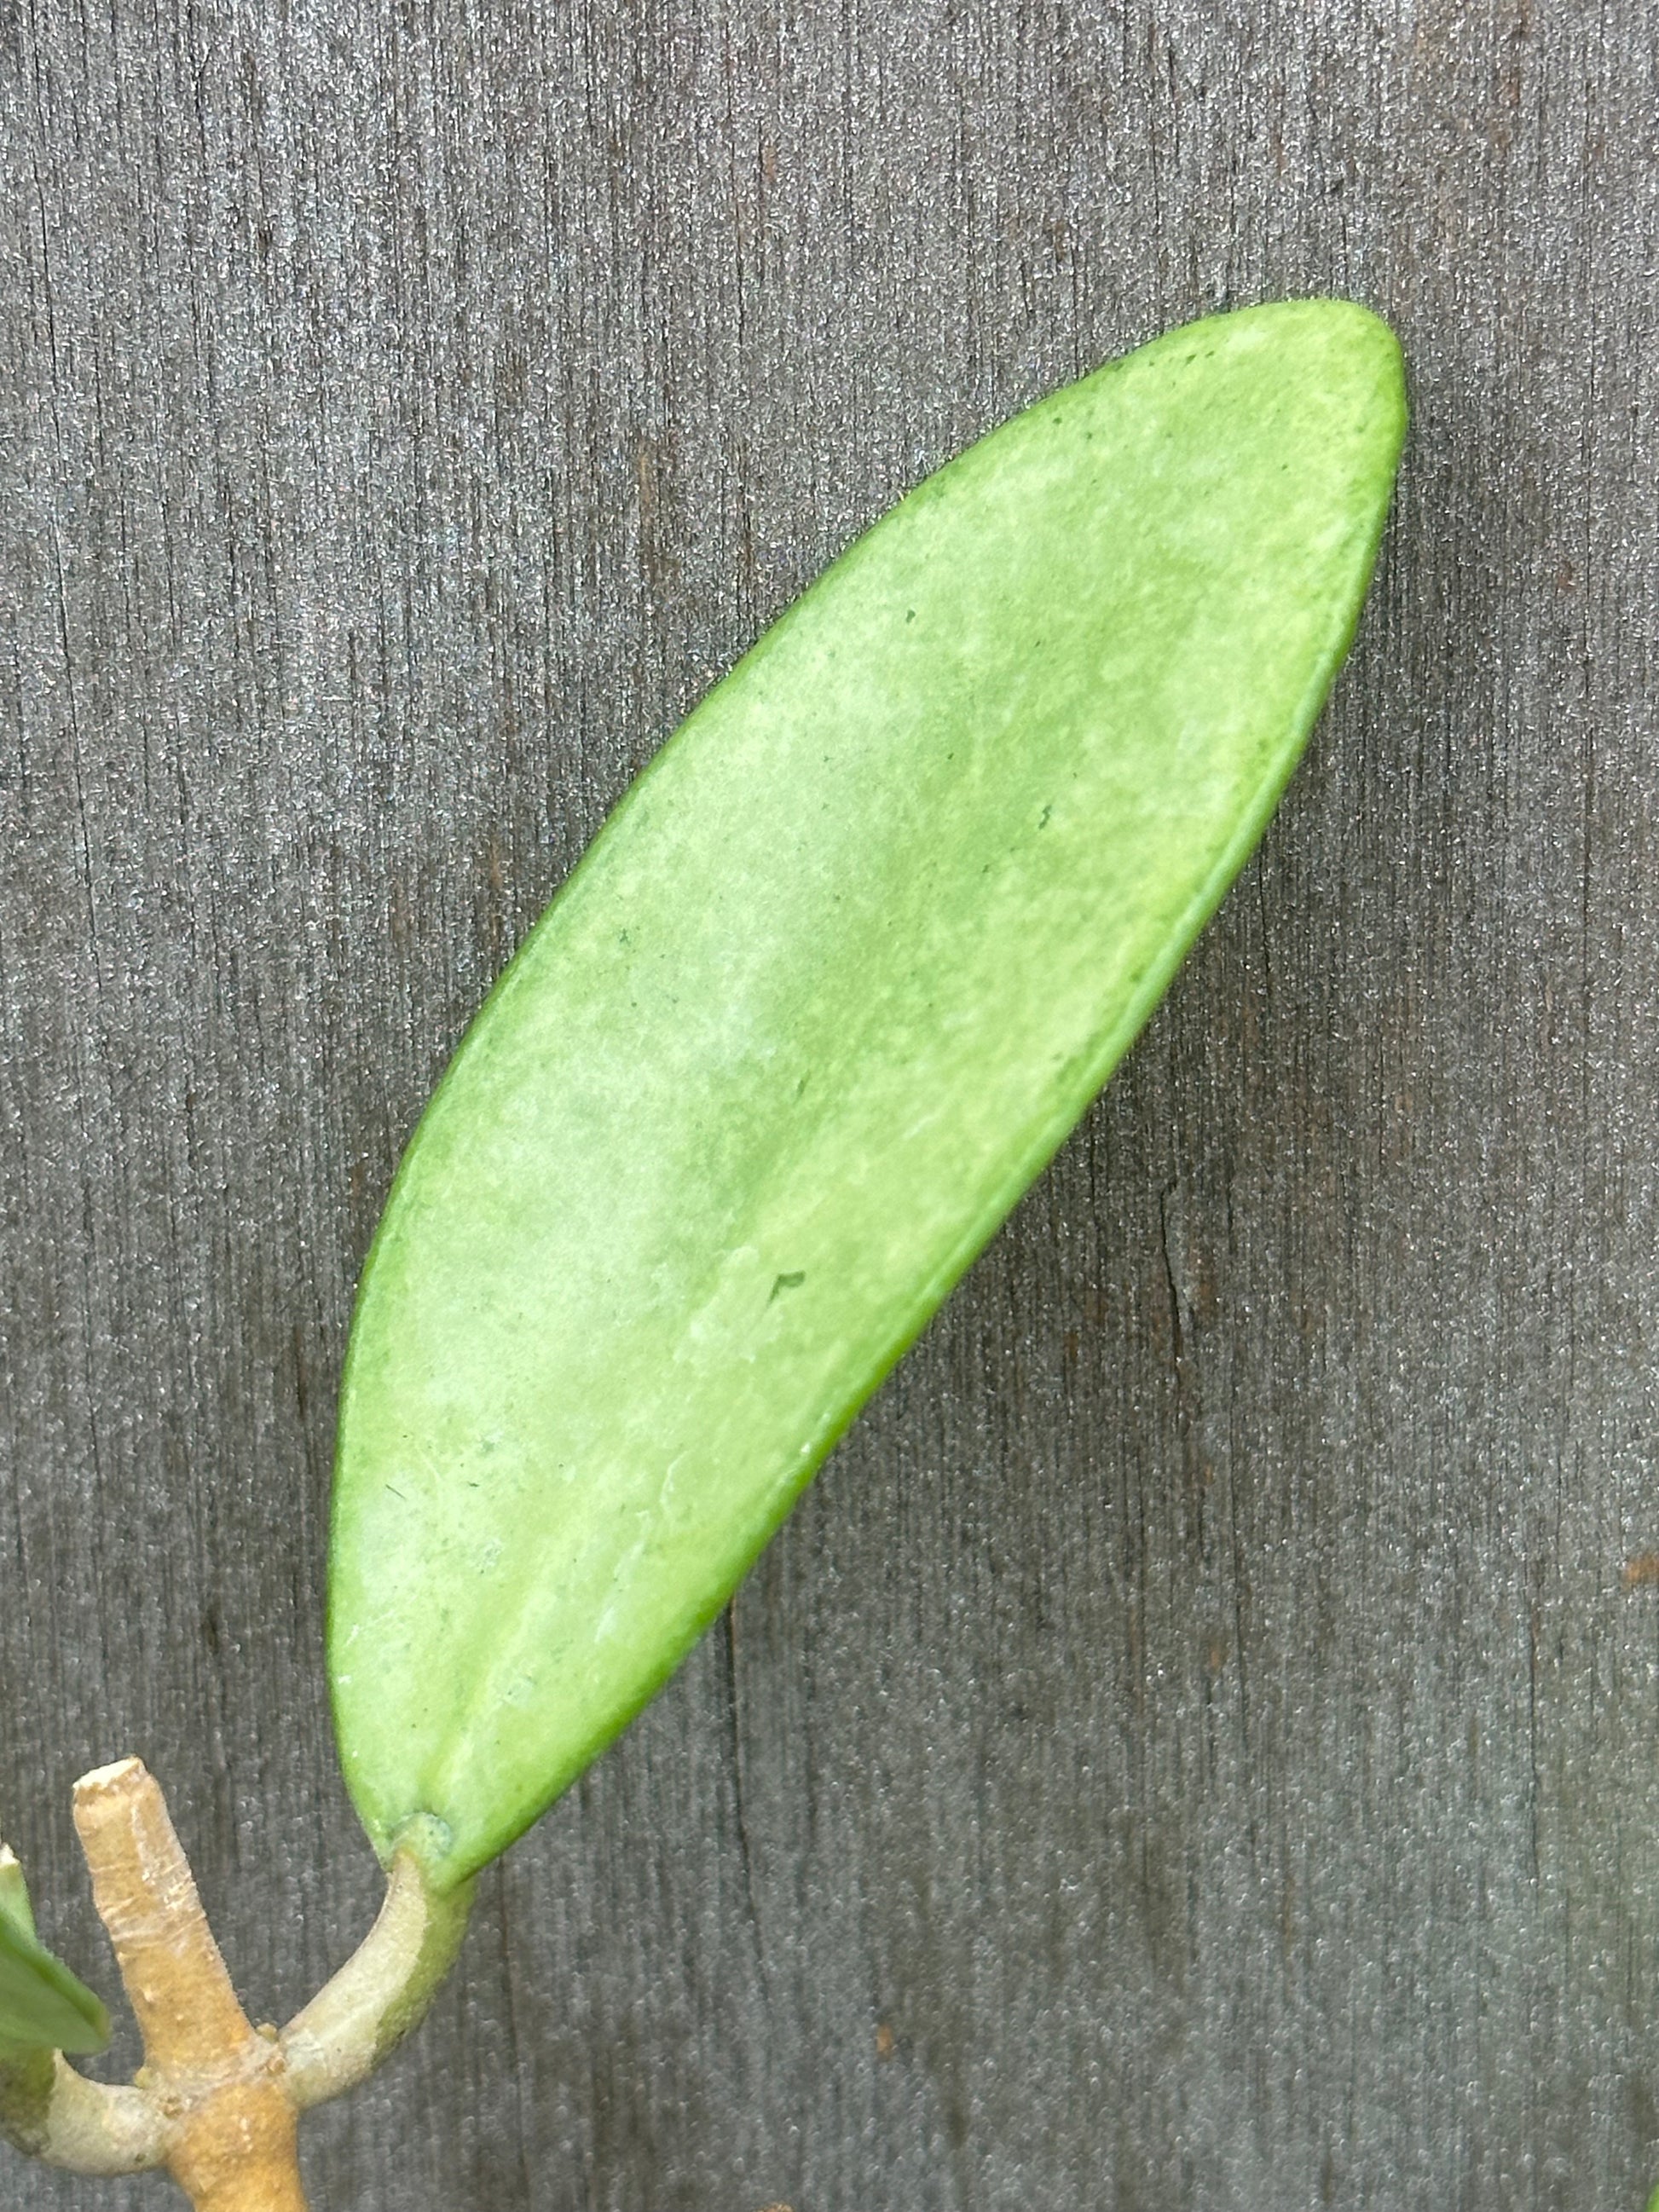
[0,297,1405,2209]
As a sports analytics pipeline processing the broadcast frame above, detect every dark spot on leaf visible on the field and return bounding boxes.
[770,1271,806,1302]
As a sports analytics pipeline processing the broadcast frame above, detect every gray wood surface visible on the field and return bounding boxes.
[3,0,1656,2204]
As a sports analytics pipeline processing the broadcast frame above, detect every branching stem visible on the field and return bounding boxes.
[74,1757,306,2212]
[0,1759,475,2208]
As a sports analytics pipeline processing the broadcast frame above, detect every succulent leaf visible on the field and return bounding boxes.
[329,299,1407,1887]
[0,1887,109,2057]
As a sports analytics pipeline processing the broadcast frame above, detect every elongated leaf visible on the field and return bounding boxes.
[330,298,1407,1886]
[0,1858,108,2056]
[0,1850,35,1944]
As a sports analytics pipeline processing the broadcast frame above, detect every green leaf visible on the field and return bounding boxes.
[0,1859,109,2056]
[0,1848,36,1944]
[329,298,1407,1886]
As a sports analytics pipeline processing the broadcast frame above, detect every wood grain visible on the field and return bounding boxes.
[3,0,1656,2205]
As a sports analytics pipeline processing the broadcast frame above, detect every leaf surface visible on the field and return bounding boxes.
[329,299,1407,1885]
[0,1878,109,2057]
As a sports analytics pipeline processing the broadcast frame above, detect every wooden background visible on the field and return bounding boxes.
[3,0,1656,2205]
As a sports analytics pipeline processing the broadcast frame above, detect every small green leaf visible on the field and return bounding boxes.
[0,1848,36,1943]
[0,1859,109,2057]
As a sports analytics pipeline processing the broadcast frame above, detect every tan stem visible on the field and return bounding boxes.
[1,1759,473,2203]
[72,1759,307,2212]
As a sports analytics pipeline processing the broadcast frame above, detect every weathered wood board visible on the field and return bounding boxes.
[3,0,1657,2205]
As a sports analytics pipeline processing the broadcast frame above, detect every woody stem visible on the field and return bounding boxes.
[0,1758,474,2202]
[72,1759,306,2212]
